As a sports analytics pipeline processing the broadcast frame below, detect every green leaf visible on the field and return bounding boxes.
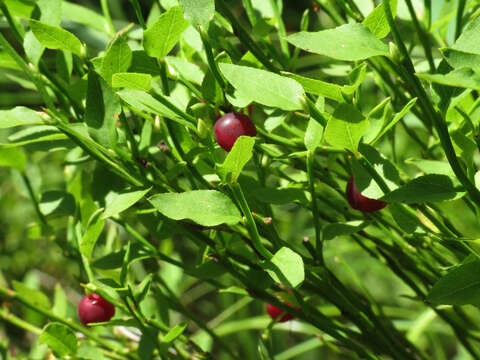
[286,24,389,61]
[0,148,26,171]
[179,0,214,28]
[52,284,67,318]
[39,323,77,358]
[217,136,255,183]
[362,0,397,38]
[166,56,204,85]
[351,144,401,199]
[102,187,151,219]
[363,97,391,144]
[323,220,367,240]
[264,247,304,288]
[163,322,187,343]
[63,2,110,34]
[219,63,304,111]
[427,261,480,305]
[143,6,189,59]
[0,107,43,128]
[417,68,480,90]
[452,15,480,55]
[129,51,161,76]
[281,72,343,101]
[112,72,152,91]
[370,97,417,145]
[12,281,51,310]
[80,210,105,259]
[39,191,75,216]
[304,118,323,151]
[441,48,480,70]
[85,70,120,148]
[77,342,106,360]
[324,103,369,152]
[389,203,423,234]
[100,35,132,86]
[149,190,242,226]
[28,20,83,56]
[405,159,454,176]
[382,174,464,203]
[117,90,195,130]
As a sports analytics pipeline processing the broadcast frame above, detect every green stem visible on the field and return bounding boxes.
[214,0,277,72]
[306,151,324,264]
[455,0,467,40]
[384,0,480,207]
[268,0,289,57]
[128,0,146,29]
[230,183,273,259]
[100,0,116,35]
[404,0,435,72]
[199,29,226,90]
[20,172,47,226]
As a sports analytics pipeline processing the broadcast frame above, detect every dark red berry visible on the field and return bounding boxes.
[78,293,115,326]
[346,176,387,213]
[214,112,256,151]
[267,302,295,322]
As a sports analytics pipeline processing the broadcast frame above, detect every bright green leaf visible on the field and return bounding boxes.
[143,6,189,59]
[281,72,343,101]
[29,20,83,56]
[0,148,27,171]
[286,24,389,61]
[102,187,151,219]
[264,247,304,288]
[219,63,304,111]
[39,191,75,216]
[149,190,242,226]
[100,35,132,86]
[39,323,77,358]
[417,68,480,90]
[217,136,255,183]
[324,103,369,152]
[0,107,43,128]
[80,210,105,259]
[179,0,214,28]
[452,15,480,55]
[112,72,152,91]
[163,322,187,343]
[362,0,397,38]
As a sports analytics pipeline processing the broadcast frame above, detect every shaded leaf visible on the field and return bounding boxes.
[39,323,77,358]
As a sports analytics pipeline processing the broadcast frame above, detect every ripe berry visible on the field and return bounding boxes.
[214,112,256,151]
[346,176,387,213]
[78,293,115,326]
[267,302,295,322]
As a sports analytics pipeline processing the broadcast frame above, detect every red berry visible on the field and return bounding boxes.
[345,176,387,213]
[267,302,295,322]
[214,112,256,151]
[78,293,115,326]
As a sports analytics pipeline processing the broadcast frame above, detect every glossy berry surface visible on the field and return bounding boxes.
[78,293,115,326]
[214,112,256,151]
[267,303,295,322]
[346,176,387,213]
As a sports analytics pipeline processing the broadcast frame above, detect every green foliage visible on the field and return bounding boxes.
[3,1,480,360]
